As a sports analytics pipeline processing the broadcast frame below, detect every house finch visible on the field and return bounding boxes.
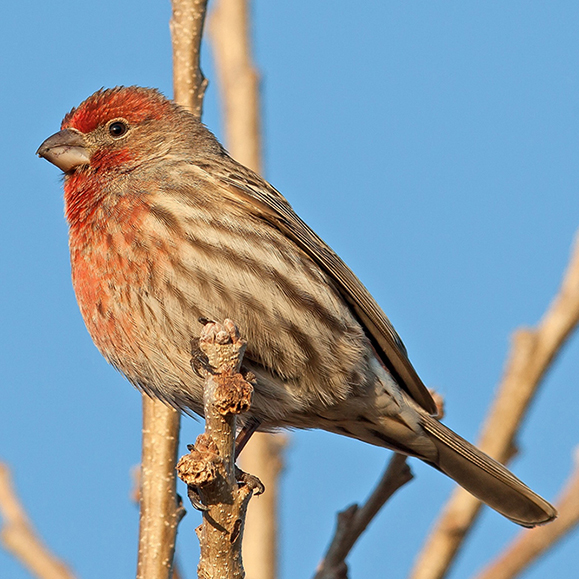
[38,86,555,526]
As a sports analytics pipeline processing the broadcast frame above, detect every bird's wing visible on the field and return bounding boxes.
[198,159,437,415]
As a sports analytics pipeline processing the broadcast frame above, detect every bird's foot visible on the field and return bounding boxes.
[235,466,265,495]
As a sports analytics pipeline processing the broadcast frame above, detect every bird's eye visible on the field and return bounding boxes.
[108,121,129,138]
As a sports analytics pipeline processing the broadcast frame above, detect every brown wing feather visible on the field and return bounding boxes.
[197,159,437,415]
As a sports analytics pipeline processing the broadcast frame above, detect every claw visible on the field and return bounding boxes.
[190,337,210,377]
[235,466,265,495]
[187,485,209,511]
[235,417,261,458]
[175,493,187,522]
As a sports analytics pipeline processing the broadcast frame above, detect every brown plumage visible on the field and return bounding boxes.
[37,86,556,527]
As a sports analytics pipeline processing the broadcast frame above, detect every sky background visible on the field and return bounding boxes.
[1,2,578,578]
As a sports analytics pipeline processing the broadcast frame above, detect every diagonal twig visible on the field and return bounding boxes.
[314,453,413,579]
[0,462,76,579]
[409,231,579,579]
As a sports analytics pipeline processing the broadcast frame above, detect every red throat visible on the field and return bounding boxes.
[64,170,106,229]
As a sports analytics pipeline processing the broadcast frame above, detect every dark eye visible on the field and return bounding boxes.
[109,121,128,138]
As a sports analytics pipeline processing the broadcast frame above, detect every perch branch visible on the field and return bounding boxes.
[0,462,75,579]
[410,231,579,579]
[314,453,413,579]
[209,2,286,578]
[177,319,261,579]
[137,2,209,577]
[474,447,579,579]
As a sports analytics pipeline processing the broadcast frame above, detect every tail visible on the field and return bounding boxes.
[420,414,556,527]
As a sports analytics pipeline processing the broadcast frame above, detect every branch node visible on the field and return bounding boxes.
[214,371,254,415]
[199,318,246,374]
[177,433,220,488]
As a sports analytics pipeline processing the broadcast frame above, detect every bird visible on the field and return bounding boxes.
[37,86,556,527]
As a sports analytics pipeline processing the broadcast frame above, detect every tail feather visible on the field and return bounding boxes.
[420,414,556,527]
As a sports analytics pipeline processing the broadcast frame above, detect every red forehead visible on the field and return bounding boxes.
[61,86,172,133]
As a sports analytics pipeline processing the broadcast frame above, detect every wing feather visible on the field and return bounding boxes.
[195,159,437,415]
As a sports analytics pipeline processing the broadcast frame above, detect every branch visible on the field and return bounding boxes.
[136,2,209,577]
[209,0,262,173]
[177,319,261,579]
[314,453,413,579]
[136,401,183,579]
[409,231,579,579]
[170,0,210,116]
[474,447,579,579]
[0,462,75,579]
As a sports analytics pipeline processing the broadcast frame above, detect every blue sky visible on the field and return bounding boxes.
[1,2,578,578]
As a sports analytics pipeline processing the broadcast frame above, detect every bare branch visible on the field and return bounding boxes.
[137,400,183,579]
[314,453,413,579]
[177,319,261,579]
[209,0,262,173]
[474,448,579,579]
[0,462,76,579]
[170,0,210,116]
[409,232,579,579]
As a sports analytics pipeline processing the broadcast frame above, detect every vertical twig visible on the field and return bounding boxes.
[171,0,210,116]
[177,320,261,579]
[137,2,210,577]
[209,0,262,172]
[209,3,286,577]
[137,402,182,579]
[409,232,579,579]
[236,434,285,579]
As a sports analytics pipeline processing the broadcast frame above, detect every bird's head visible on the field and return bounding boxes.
[37,86,208,175]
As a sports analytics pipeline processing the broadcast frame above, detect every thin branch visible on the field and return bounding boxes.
[409,231,579,579]
[209,0,262,173]
[136,401,183,579]
[136,3,210,577]
[314,453,414,579]
[177,320,260,579]
[474,447,579,579]
[0,462,76,579]
[170,0,210,116]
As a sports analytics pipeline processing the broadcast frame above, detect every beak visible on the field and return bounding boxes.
[37,128,90,172]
